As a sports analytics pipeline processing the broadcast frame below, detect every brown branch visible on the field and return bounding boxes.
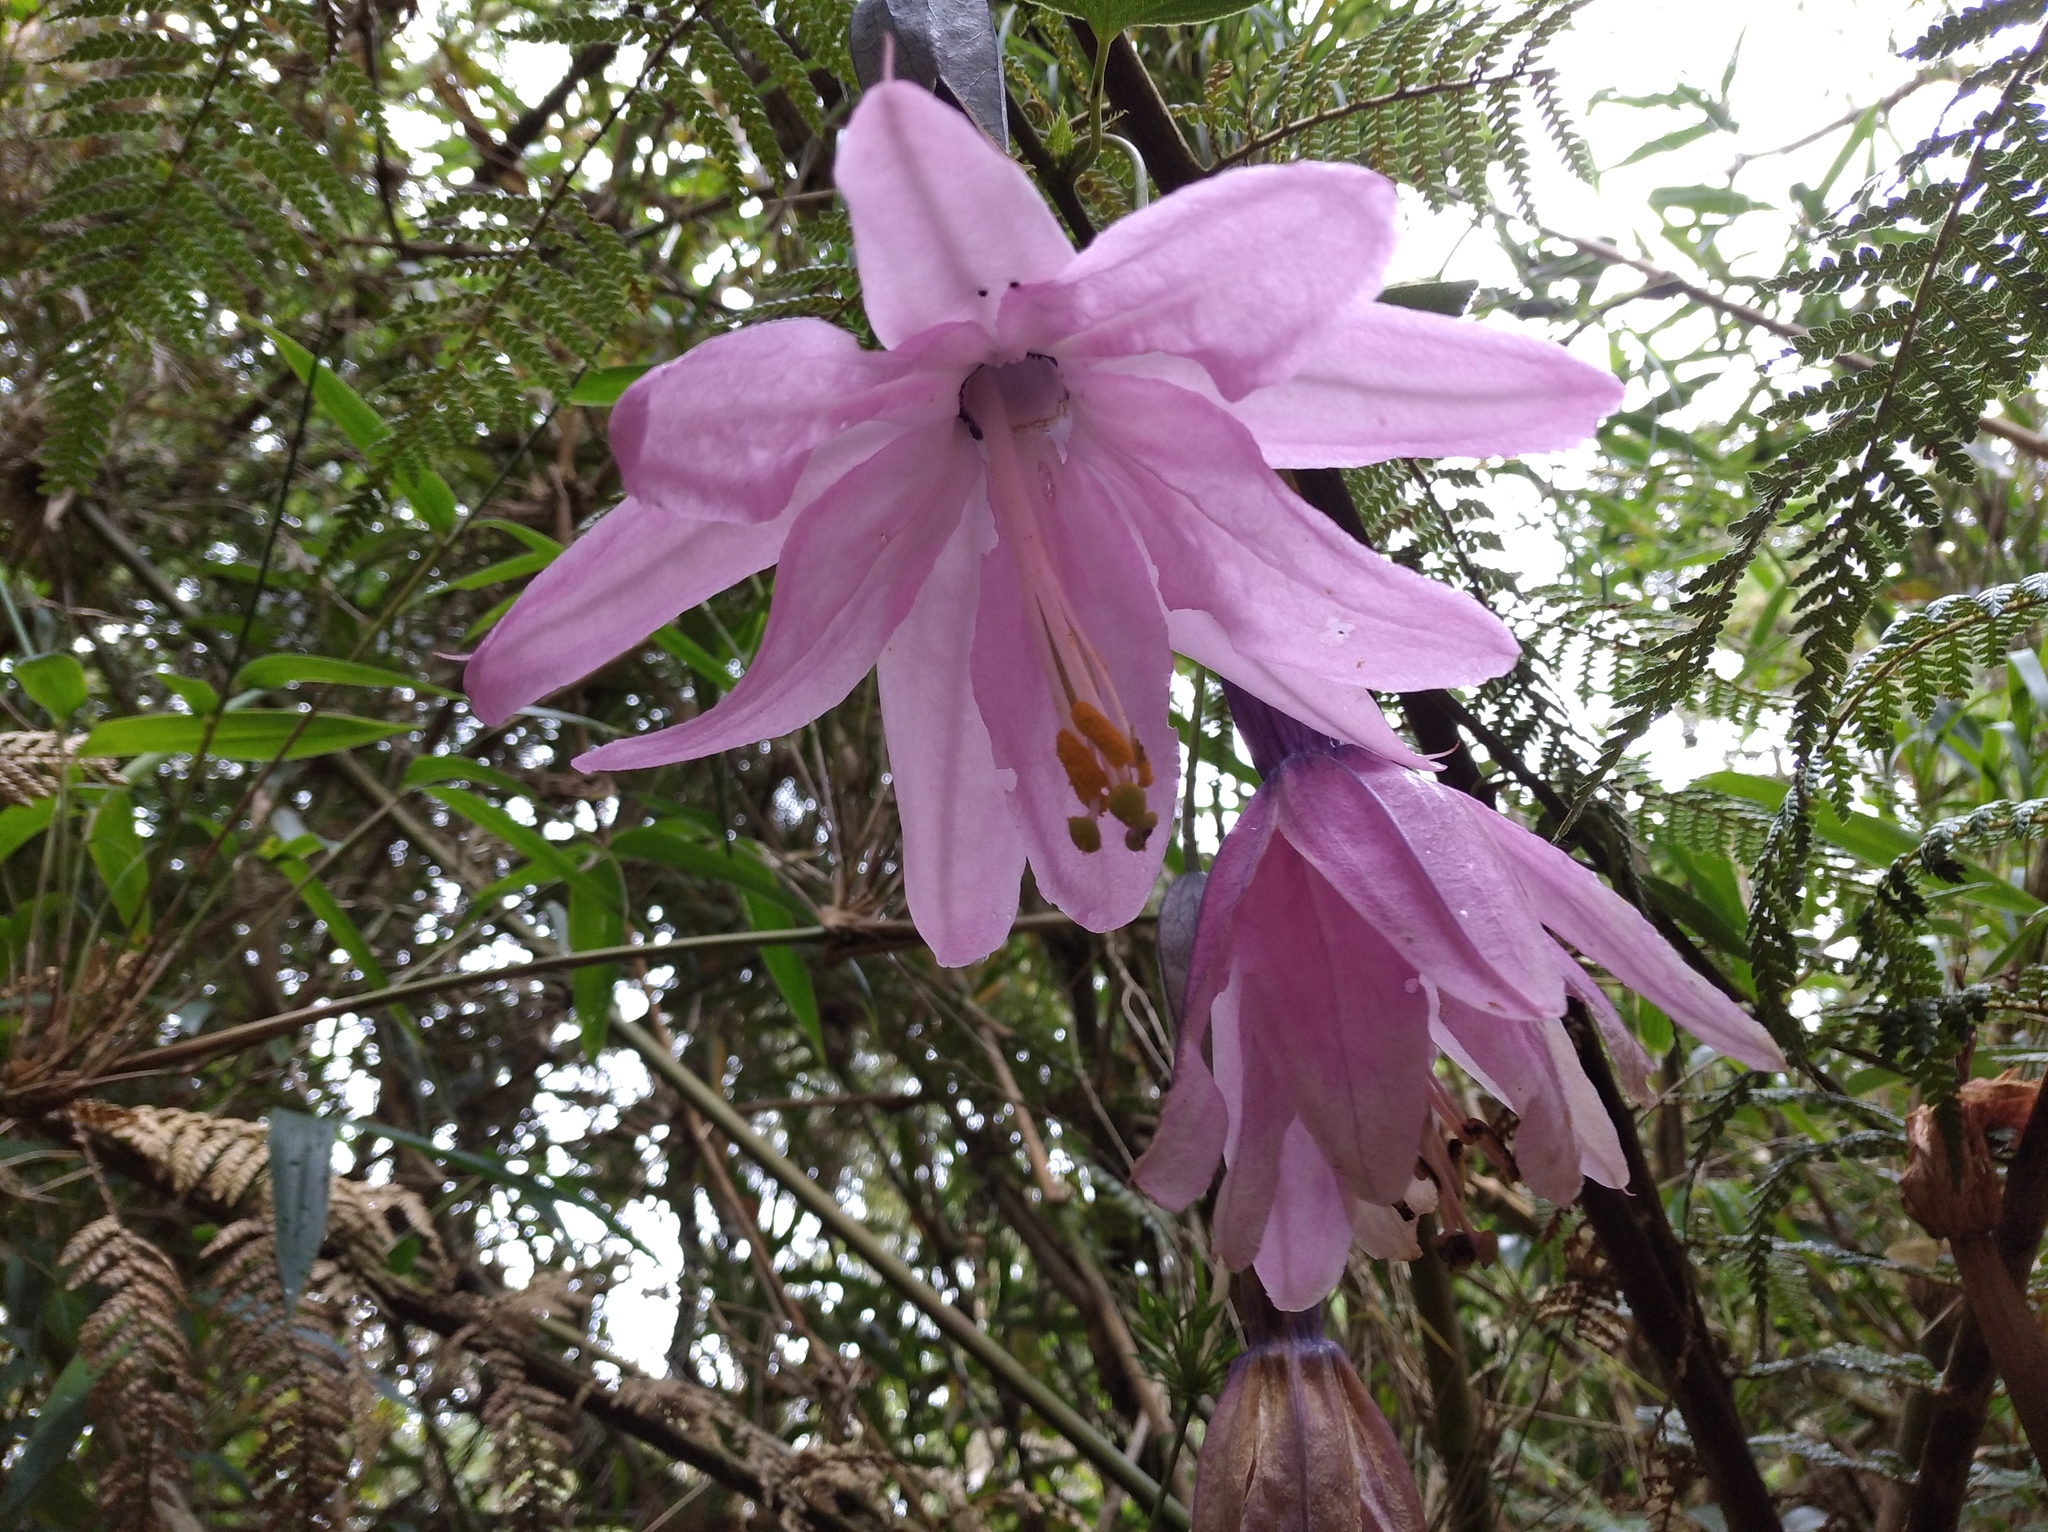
[1905,1084,2048,1532]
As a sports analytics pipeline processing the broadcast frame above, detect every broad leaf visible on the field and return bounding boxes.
[566,364,654,406]
[13,652,87,720]
[850,0,1006,146]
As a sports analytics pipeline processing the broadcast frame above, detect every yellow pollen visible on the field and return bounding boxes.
[1056,729,1111,808]
[1070,700,1136,771]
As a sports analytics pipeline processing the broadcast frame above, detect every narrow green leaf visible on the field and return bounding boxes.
[612,823,813,919]
[444,550,553,591]
[235,654,454,698]
[349,1119,652,1254]
[86,789,148,929]
[268,1109,337,1310]
[745,890,824,1059]
[156,671,220,715]
[652,624,732,691]
[570,856,627,1056]
[1379,280,1478,318]
[566,364,654,406]
[402,753,536,800]
[471,519,563,557]
[396,467,458,533]
[421,784,590,893]
[13,652,87,720]
[82,711,406,761]
[267,844,387,986]
[266,326,390,451]
[0,1353,97,1528]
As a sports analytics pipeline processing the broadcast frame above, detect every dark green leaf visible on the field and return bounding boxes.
[268,1109,337,1310]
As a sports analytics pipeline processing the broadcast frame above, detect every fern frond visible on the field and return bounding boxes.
[63,1217,202,1530]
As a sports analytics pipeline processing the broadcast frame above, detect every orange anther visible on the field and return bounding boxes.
[1133,739,1154,789]
[1070,701,1135,770]
[1056,729,1110,807]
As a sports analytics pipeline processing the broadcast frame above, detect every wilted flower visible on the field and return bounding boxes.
[1900,1071,2039,1240]
[1192,1276,1424,1532]
[465,80,1622,965]
[1135,688,1784,1310]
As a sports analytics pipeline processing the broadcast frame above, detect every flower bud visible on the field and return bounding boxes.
[1192,1279,1425,1532]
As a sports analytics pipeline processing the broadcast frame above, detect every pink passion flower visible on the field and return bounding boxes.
[1133,691,1785,1312]
[464,80,1623,966]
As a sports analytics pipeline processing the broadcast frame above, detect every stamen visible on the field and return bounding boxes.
[964,359,1162,856]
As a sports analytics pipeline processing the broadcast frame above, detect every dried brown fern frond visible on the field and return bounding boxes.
[3,944,152,1088]
[67,1102,451,1284]
[70,1100,271,1206]
[473,1337,579,1529]
[201,1218,352,1526]
[0,729,120,806]
[61,1216,202,1531]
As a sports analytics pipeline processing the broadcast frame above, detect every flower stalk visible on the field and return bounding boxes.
[1409,1218,1495,1532]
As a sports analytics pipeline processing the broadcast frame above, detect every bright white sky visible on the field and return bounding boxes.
[463,0,1947,1373]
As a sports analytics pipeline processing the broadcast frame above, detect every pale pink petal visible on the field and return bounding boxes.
[466,495,792,728]
[1226,301,1625,469]
[877,492,1027,967]
[1235,840,1434,1206]
[835,81,1073,348]
[969,452,1174,933]
[1078,373,1520,694]
[1162,614,1434,769]
[1253,1119,1355,1313]
[1560,954,1657,1106]
[1348,1199,1422,1262]
[1475,806,1787,1072]
[579,419,980,771]
[1212,976,1292,1272]
[1133,795,1279,1212]
[1433,1000,1625,1203]
[1275,751,1564,1018]
[1000,163,1396,399]
[611,319,929,524]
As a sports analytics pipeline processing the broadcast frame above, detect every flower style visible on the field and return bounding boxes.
[1192,1280,1425,1532]
[465,80,1623,966]
[1133,688,1784,1312]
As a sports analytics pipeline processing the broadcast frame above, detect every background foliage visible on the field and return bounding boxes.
[2,0,2048,1527]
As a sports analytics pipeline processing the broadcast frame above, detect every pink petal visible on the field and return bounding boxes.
[1275,751,1564,1018]
[465,495,792,728]
[1078,373,1520,694]
[612,319,927,524]
[1253,1119,1355,1312]
[1560,954,1657,1106]
[1212,976,1291,1272]
[1432,1000,1626,1203]
[1000,163,1396,399]
[1234,838,1435,1206]
[969,451,1174,933]
[1163,614,1433,769]
[1133,794,1279,1212]
[579,419,980,771]
[876,493,1028,967]
[1475,806,1787,1072]
[1226,301,1625,468]
[1348,1199,1422,1262]
[835,81,1074,349]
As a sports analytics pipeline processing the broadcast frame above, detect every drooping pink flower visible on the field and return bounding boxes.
[1133,689,1783,1312]
[465,80,1623,965]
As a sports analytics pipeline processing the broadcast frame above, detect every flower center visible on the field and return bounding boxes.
[961,358,1158,856]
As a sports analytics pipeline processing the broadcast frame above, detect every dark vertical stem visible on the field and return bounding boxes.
[1410,1218,1496,1532]
[1567,1010,1784,1532]
[1904,1087,2048,1532]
